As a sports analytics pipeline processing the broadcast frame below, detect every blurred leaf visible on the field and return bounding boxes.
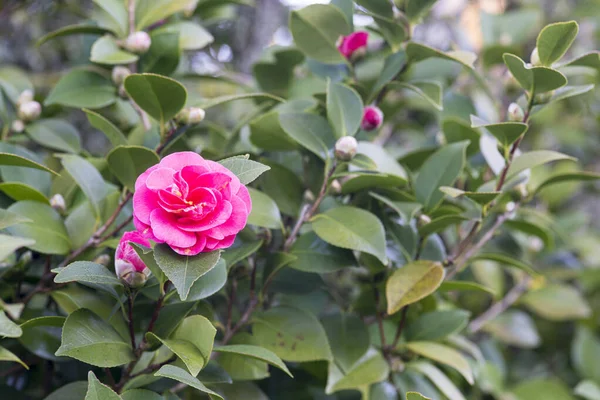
[43,381,88,400]
[85,371,121,400]
[406,310,471,342]
[289,4,350,64]
[217,333,269,381]
[322,313,370,373]
[222,240,263,269]
[107,145,159,191]
[279,112,335,160]
[0,182,49,204]
[218,155,270,185]
[511,378,575,400]
[135,0,199,30]
[124,73,187,125]
[407,42,476,69]
[470,115,528,147]
[92,0,127,37]
[408,361,466,400]
[54,261,121,286]
[0,66,33,102]
[0,209,31,230]
[575,381,600,400]
[405,0,437,22]
[572,327,600,384]
[389,81,443,110]
[506,150,575,181]
[0,311,22,338]
[533,171,600,194]
[26,119,82,154]
[407,393,431,400]
[548,84,595,104]
[258,160,302,216]
[370,51,407,101]
[289,231,356,273]
[386,261,445,315]
[418,215,468,237]
[83,109,128,148]
[536,21,578,66]
[473,253,539,277]
[482,310,540,348]
[405,342,474,384]
[214,345,292,377]
[522,284,591,321]
[438,281,495,295]
[154,21,213,50]
[60,154,108,219]
[90,35,138,65]
[155,365,224,399]
[0,234,36,261]
[121,389,162,400]
[45,69,116,109]
[327,80,364,138]
[326,348,389,394]
[503,54,567,94]
[0,152,58,176]
[312,206,387,264]
[561,51,600,70]
[439,186,499,206]
[247,188,282,229]
[141,32,180,76]
[37,24,110,46]
[505,219,554,249]
[199,93,284,109]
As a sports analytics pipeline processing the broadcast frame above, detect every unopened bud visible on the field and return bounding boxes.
[303,189,315,203]
[115,231,151,288]
[118,84,128,99]
[123,31,151,54]
[17,89,34,107]
[176,107,206,125]
[527,237,544,253]
[112,66,131,86]
[417,214,432,228]
[505,201,516,213]
[50,194,66,213]
[514,183,528,199]
[507,102,525,122]
[17,101,41,122]
[530,47,541,66]
[11,120,25,133]
[94,254,111,267]
[534,91,554,104]
[334,136,358,161]
[330,179,342,194]
[361,106,384,131]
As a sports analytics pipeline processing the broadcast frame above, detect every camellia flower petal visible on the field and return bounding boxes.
[133,152,252,256]
[115,231,152,287]
[338,31,369,59]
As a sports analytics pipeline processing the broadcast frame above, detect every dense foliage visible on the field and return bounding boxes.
[1,1,600,399]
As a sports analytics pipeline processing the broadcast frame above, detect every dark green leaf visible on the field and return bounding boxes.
[289,231,356,273]
[19,317,65,361]
[279,112,335,160]
[135,0,198,30]
[37,24,110,46]
[389,81,443,111]
[155,365,223,400]
[185,258,227,301]
[214,345,292,377]
[54,261,121,286]
[418,215,468,237]
[405,0,437,21]
[124,73,187,125]
[26,119,82,154]
[0,234,36,261]
[326,348,389,394]
[470,115,528,147]
[506,150,575,181]
[153,21,214,50]
[0,209,32,230]
[83,109,128,148]
[327,80,364,138]
[141,32,180,76]
[522,284,591,321]
[121,389,162,400]
[322,313,370,373]
[473,253,539,277]
[92,0,127,36]
[439,186,500,206]
[405,310,471,341]
[0,311,22,338]
[198,93,284,109]
[481,310,540,348]
[407,42,476,69]
[369,50,407,101]
[60,154,108,218]
[85,371,121,400]
[0,152,58,176]
[43,381,88,400]
[438,281,495,295]
[107,145,159,191]
[0,182,49,204]
[45,69,116,109]
[247,188,282,229]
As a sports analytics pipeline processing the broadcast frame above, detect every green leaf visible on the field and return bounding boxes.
[107,146,159,191]
[289,4,350,64]
[533,171,600,194]
[279,112,335,160]
[536,21,578,66]
[0,209,32,230]
[481,310,540,348]
[0,311,22,338]
[505,219,554,249]
[572,327,600,384]
[352,141,408,179]
[44,382,89,400]
[214,345,292,377]
[141,32,180,76]
[130,243,167,287]
[470,115,528,147]
[217,333,269,381]
[45,69,116,109]
[0,66,33,102]
[439,186,500,206]
[289,231,356,273]
[327,80,364,138]
[222,240,263,269]
[247,188,282,229]
[418,215,469,237]
[19,316,65,361]
[155,365,224,400]
[60,154,108,219]
[575,381,600,400]
[135,0,198,30]
[90,35,138,65]
[92,0,128,37]
[438,281,495,295]
[311,206,387,264]
[407,42,476,69]
[0,152,58,176]
[405,342,474,384]
[6,201,71,255]
[153,244,221,301]
[258,160,303,216]
[561,51,600,70]
[408,361,466,400]
[407,393,432,400]
[522,284,591,321]
[83,109,128,148]
[415,141,469,211]
[386,261,445,315]
[369,50,407,101]
[370,193,422,221]
[503,53,567,93]
[121,389,162,400]
[512,378,575,400]
[389,81,443,111]
[37,24,111,46]
[153,21,214,50]
[405,0,437,21]
[54,261,121,286]
[85,371,121,400]
[0,234,36,261]
[442,118,480,156]
[26,119,82,154]
[473,253,539,277]
[186,258,227,301]
[56,309,135,367]
[326,348,390,394]
[506,150,576,181]
[124,73,187,126]
[322,313,370,373]
[218,155,271,185]
[549,84,595,104]
[198,93,284,109]
[253,305,333,362]
[406,310,471,342]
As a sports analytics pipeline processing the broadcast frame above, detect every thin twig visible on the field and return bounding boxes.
[373,287,386,348]
[104,368,117,389]
[127,293,137,350]
[389,306,409,350]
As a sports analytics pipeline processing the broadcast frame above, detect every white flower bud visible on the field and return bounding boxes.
[111,66,131,86]
[17,89,34,107]
[530,47,541,66]
[527,237,544,253]
[11,120,25,133]
[330,179,342,194]
[176,107,206,125]
[334,136,358,161]
[417,214,432,228]
[123,31,152,54]
[505,201,516,213]
[507,102,525,122]
[17,101,41,122]
[50,194,66,213]
[303,189,315,203]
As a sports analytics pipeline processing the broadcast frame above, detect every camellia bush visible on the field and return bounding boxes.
[2,0,600,399]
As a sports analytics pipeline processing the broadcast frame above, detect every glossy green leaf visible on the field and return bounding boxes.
[140,31,180,76]
[154,21,214,50]
[536,21,578,66]
[409,361,466,400]
[85,371,121,400]
[406,310,471,342]
[0,182,48,204]
[503,53,567,93]
[54,261,121,286]
[56,309,134,367]
[186,258,227,301]
[322,313,370,373]
[439,186,500,206]
[386,261,445,315]
[0,311,22,338]
[0,209,32,230]
[389,81,443,111]
[289,231,356,273]
[107,145,159,191]
[326,348,389,394]
[60,154,108,218]
[327,80,364,138]
[0,152,58,176]
[37,24,110,46]
[6,201,71,255]
[26,119,82,154]
[135,0,198,30]
[45,69,116,109]
[506,150,576,181]
[247,188,282,229]
[83,109,128,148]
[222,240,263,269]
[522,284,591,321]
[92,0,127,37]
[253,305,333,362]
[218,155,271,185]
[90,35,138,65]
[481,310,540,348]
[214,345,292,377]
[534,171,600,194]
[470,115,528,147]
[415,141,468,211]
[19,317,65,361]
[124,73,187,125]
[153,244,221,301]
[311,206,387,264]
[405,0,437,21]
[407,42,476,69]
[279,112,335,160]
[405,342,474,384]
[418,215,469,237]
[289,4,350,64]
[155,365,224,400]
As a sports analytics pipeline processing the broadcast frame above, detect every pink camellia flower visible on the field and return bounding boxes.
[115,231,151,287]
[338,31,369,59]
[361,105,384,131]
[133,152,252,256]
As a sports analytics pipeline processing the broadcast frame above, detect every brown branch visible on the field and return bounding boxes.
[373,287,386,348]
[127,294,137,350]
[104,368,117,389]
[389,306,409,350]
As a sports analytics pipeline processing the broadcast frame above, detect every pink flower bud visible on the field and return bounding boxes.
[337,31,369,59]
[123,31,152,54]
[115,231,152,287]
[361,106,383,131]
